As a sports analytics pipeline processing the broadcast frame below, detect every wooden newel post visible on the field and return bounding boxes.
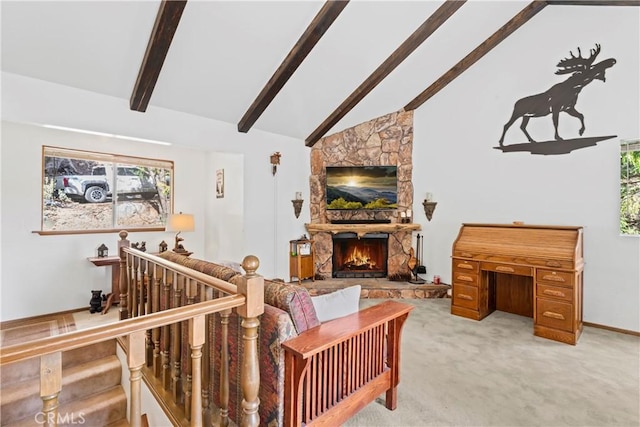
[128,330,146,427]
[237,255,264,427]
[40,352,62,427]
[118,230,131,320]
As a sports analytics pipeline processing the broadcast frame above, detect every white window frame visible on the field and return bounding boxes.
[41,146,174,235]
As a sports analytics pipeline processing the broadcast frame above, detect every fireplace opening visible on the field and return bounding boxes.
[332,232,388,278]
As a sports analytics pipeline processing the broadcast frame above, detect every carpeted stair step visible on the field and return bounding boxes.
[1,354,122,425]
[0,339,116,386]
[5,385,127,427]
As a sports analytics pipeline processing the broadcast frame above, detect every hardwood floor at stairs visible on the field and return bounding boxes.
[1,312,127,427]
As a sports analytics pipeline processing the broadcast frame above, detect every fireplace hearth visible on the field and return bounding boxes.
[332,233,388,278]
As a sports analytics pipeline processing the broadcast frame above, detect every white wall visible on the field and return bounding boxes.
[205,151,244,263]
[412,5,640,331]
[1,73,311,321]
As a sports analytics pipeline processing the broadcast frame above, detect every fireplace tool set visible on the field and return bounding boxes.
[408,233,427,284]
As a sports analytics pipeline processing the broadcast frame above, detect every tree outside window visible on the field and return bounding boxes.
[620,140,640,235]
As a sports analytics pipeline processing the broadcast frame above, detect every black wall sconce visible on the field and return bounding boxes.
[423,198,437,221]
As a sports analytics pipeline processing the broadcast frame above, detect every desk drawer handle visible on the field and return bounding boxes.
[542,311,565,320]
[457,263,474,270]
[457,293,473,301]
[543,289,566,298]
[457,275,474,282]
[495,266,515,273]
[460,252,473,258]
[546,261,562,268]
[542,274,566,283]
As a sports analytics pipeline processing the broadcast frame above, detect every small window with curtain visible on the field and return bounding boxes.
[620,139,640,235]
[42,146,173,234]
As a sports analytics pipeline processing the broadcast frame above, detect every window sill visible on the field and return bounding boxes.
[33,227,166,236]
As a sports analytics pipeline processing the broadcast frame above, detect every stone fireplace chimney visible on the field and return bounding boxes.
[307,110,417,280]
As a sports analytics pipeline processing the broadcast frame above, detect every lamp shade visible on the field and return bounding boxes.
[166,213,195,232]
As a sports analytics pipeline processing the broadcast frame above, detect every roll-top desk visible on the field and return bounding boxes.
[451,223,583,345]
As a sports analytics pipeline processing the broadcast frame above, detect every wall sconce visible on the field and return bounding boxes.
[423,200,437,221]
[166,212,195,255]
[270,152,281,176]
[292,192,304,218]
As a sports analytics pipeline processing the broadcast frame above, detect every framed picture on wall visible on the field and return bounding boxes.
[216,169,224,198]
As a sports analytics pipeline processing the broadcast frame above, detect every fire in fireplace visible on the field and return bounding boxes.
[332,233,388,278]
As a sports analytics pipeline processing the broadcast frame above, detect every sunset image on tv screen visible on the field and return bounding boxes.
[326,166,397,210]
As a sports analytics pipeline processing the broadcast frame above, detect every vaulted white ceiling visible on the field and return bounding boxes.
[1,0,533,141]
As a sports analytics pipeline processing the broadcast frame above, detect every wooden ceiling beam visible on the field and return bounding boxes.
[404,1,547,112]
[546,1,639,5]
[305,0,466,147]
[130,0,187,112]
[237,1,349,133]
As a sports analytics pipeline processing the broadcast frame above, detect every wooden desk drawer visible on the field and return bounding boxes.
[452,284,478,310]
[537,269,574,288]
[481,262,532,277]
[537,284,573,303]
[452,271,478,286]
[536,299,573,332]
[452,259,479,273]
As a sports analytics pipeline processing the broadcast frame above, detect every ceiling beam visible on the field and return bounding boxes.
[305,0,466,147]
[546,0,639,5]
[237,1,349,133]
[130,0,187,112]
[404,1,547,112]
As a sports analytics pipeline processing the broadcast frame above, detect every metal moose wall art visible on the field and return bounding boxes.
[498,44,617,155]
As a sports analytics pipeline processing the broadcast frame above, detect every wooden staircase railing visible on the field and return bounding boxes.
[117,232,264,426]
[0,238,264,427]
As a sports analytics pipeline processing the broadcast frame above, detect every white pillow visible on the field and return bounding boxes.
[215,260,243,273]
[311,285,361,323]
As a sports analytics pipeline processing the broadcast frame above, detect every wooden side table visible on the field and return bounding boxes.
[87,256,121,304]
[289,239,315,284]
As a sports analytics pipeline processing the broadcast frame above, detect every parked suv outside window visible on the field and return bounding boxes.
[92,166,157,202]
[55,165,158,203]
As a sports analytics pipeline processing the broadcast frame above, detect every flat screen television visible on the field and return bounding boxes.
[326,166,398,210]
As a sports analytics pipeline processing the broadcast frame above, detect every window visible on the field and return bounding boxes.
[620,140,640,235]
[42,146,173,233]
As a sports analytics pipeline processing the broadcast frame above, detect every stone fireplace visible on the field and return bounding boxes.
[332,232,388,278]
[306,110,418,281]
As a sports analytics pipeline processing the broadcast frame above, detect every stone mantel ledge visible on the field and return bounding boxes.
[305,223,421,238]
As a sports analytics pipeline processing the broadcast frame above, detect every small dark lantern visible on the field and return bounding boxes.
[97,243,109,258]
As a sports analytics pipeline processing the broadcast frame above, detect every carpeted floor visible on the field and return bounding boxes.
[346,298,640,427]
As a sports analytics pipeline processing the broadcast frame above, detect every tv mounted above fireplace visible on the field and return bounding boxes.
[326,166,398,210]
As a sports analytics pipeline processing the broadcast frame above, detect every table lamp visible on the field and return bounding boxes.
[166,212,195,255]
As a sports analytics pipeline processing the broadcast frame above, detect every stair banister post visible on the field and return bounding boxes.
[237,255,264,427]
[219,308,231,426]
[128,330,146,427]
[118,230,130,320]
[189,314,205,427]
[171,272,183,403]
[40,351,62,427]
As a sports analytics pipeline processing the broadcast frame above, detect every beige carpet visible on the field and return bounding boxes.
[346,298,640,427]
